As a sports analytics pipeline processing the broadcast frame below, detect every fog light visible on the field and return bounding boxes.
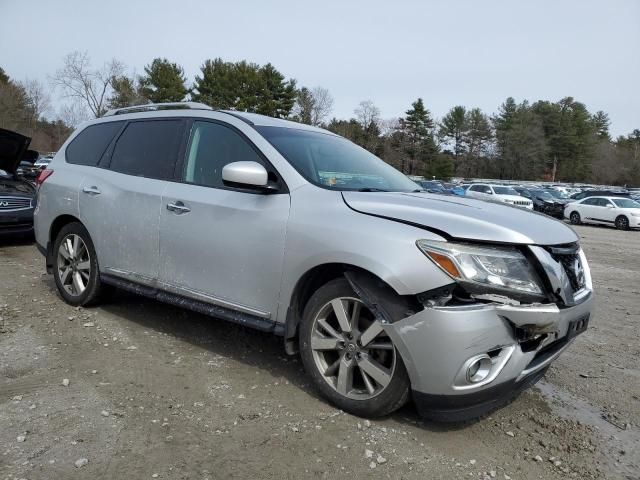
[466,355,493,383]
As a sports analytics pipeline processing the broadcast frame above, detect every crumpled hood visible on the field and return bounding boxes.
[342,191,579,245]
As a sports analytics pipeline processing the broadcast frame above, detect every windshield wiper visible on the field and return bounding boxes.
[357,187,389,192]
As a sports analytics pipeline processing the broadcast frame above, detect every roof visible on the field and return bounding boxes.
[99,102,333,135]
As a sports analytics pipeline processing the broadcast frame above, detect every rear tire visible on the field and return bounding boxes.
[569,211,581,225]
[52,222,104,307]
[615,215,630,230]
[299,278,410,418]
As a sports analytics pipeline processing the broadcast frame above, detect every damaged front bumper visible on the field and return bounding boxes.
[383,292,593,422]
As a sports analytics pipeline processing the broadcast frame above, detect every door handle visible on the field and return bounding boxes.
[166,201,191,214]
[82,186,101,195]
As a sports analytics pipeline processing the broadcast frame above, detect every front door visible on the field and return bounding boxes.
[159,120,290,320]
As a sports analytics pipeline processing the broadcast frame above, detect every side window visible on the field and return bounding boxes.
[599,199,613,207]
[582,198,597,205]
[109,120,184,179]
[66,121,124,166]
[468,185,479,192]
[483,186,493,194]
[183,121,266,188]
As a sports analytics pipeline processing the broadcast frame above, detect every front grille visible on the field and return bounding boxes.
[0,197,31,210]
[550,250,585,292]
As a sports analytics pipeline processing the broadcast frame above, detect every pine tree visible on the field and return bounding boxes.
[438,106,467,159]
[139,58,188,103]
[192,59,296,117]
[108,75,146,108]
[592,111,611,140]
[398,98,437,175]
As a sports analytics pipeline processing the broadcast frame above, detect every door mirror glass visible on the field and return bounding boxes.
[222,161,268,187]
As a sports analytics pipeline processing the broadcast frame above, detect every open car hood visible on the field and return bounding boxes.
[342,191,579,246]
[0,128,34,174]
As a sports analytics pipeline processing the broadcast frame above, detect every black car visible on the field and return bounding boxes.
[570,189,630,201]
[513,187,566,218]
[0,129,38,236]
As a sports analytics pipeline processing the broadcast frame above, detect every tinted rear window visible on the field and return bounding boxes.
[109,120,184,179]
[66,122,124,166]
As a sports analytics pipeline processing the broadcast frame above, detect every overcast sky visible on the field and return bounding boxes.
[1,0,638,136]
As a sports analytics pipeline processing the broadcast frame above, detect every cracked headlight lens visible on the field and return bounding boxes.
[416,240,543,296]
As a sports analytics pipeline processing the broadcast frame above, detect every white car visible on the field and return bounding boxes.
[565,196,640,230]
[466,184,533,209]
[34,157,52,170]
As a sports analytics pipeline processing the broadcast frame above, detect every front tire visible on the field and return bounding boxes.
[52,222,104,306]
[615,215,630,230]
[299,278,410,417]
[569,211,581,225]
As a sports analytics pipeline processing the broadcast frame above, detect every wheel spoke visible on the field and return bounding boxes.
[59,244,71,260]
[350,302,362,332]
[358,356,391,388]
[65,238,74,258]
[72,235,80,259]
[77,260,90,271]
[360,367,376,394]
[331,299,351,333]
[368,342,394,350]
[359,321,384,347]
[336,357,354,395]
[311,335,341,351]
[60,267,72,284]
[72,271,85,294]
[317,318,342,340]
[324,357,341,377]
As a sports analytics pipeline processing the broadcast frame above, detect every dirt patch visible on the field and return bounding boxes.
[1,225,638,479]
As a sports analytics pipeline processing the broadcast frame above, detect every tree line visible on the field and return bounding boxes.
[1,52,638,186]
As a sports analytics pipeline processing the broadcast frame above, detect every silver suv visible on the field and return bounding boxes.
[34,103,593,421]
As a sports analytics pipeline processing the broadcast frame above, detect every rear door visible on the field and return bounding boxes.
[79,119,187,283]
[158,120,290,320]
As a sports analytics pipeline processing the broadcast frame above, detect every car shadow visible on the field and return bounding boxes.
[0,232,34,247]
[41,277,482,431]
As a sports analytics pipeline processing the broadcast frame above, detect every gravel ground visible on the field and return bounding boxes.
[1,224,638,480]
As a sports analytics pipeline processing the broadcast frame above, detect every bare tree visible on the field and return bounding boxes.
[21,78,51,124]
[292,86,334,126]
[58,100,90,127]
[51,51,125,118]
[354,100,380,129]
[309,87,333,126]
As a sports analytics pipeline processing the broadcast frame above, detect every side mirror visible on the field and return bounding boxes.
[222,161,272,190]
[606,204,614,208]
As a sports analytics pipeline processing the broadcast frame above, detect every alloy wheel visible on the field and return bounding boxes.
[57,234,91,296]
[310,297,396,400]
[570,212,580,224]
[617,216,629,229]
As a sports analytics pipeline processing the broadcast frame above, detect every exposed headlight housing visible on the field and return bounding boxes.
[416,240,544,298]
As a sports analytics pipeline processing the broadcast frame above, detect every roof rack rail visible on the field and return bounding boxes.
[103,102,213,116]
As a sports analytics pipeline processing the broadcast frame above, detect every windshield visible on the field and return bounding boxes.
[612,198,640,208]
[547,190,569,199]
[256,126,420,192]
[492,186,518,195]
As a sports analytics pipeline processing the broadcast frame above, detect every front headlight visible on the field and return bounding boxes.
[416,240,543,296]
